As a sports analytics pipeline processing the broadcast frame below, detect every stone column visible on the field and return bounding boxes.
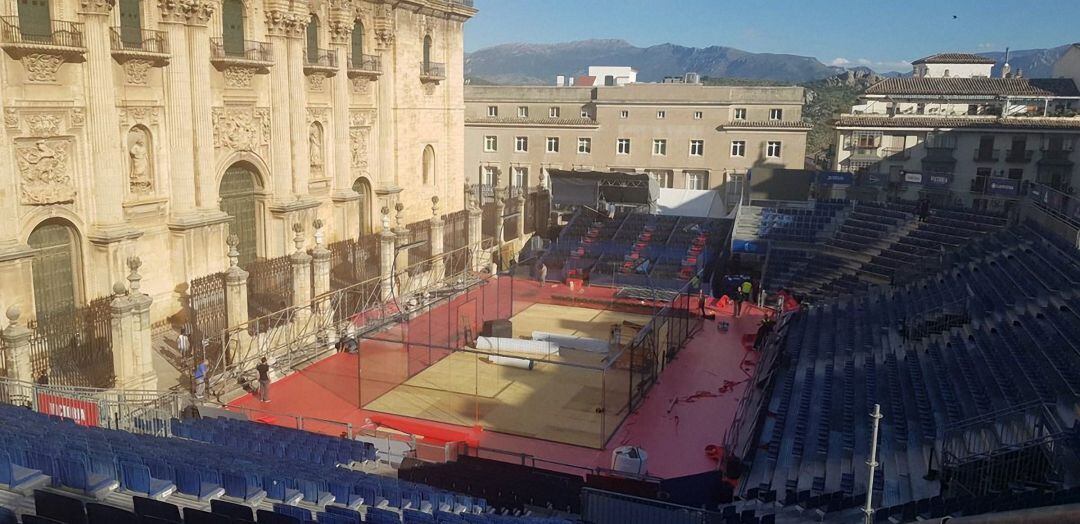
[265,11,299,199]
[287,35,310,196]
[513,194,526,241]
[467,198,482,272]
[125,257,155,389]
[429,197,445,279]
[1,307,33,382]
[493,194,506,272]
[109,283,136,386]
[159,14,197,219]
[289,224,313,309]
[186,6,218,210]
[327,14,354,199]
[223,235,250,364]
[311,219,331,299]
[374,13,397,191]
[78,0,126,231]
[379,206,396,300]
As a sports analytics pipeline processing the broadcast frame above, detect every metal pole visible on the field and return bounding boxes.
[864,403,883,524]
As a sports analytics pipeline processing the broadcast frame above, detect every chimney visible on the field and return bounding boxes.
[1001,47,1012,78]
[556,75,565,87]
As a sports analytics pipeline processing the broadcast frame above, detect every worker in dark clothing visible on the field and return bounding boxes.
[256,358,271,402]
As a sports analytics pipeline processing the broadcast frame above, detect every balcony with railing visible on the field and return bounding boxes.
[1039,148,1074,165]
[420,61,445,83]
[1004,149,1034,163]
[303,48,337,75]
[972,148,999,162]
[210,37,273,69]
[347,53,381,78]
[109,27,169,64]
[0,16,84,56]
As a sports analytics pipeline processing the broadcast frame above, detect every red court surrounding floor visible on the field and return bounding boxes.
[228,277,766,479]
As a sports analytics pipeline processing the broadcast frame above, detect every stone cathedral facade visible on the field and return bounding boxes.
[0,0,475,325]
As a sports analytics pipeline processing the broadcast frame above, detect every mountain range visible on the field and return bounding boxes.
[464,39,1076,85]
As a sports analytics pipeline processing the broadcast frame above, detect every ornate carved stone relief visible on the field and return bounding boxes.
[265,9,306,37]
[373,4,394,49]
[306,107,329,125]
[423,82,436,96]
[118,106,161,126]
[211,106,271,152]
[22,54,65,83]
[349,127,369,171]
[16,138,75,205]
[4,108,85,136]
[350,76,371,95]
[308,73,327,92]
[25,114,63,136]
[158,0,216,24]
[223,66,255,88]
[349,110,375,128]
[123,60,153,85]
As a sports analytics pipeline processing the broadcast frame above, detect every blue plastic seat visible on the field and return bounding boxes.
[272,503,312,522]
[58,456,118,496]
[323,505,362,524]
[174,465,225,501]
[120,461,175,499]
[263,476,303,505]
[222,471,266,502]
[0,449,46,493]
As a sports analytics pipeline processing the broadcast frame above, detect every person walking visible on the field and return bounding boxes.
[917,199,930,222]
[739,279,754,316]
[194,359,208,399]
[538,262,548,287]
[733,286,744,318]
[177,327,190,357]
[256,357,271,403]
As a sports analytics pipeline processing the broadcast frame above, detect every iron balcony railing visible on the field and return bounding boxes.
[210,37,273,62]
[420,61,445,78]
[1004,149,1034,163]
[304,48,336,68]
[0,16,84,48]
[972,148,999,162]
[109,27,168,54]
[1039,148,1074,163]
[348,53,380,72]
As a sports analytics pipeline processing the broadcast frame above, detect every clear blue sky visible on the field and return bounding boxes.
[465,0,1080,71]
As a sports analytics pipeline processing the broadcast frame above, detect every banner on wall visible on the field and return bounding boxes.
[986,177,1020,196]
[902,171,923,184]
[816,171,854,185]
[924,173,953,188]
[36,392,100,427]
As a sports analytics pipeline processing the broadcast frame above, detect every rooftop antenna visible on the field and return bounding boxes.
[1001,47,1012,78]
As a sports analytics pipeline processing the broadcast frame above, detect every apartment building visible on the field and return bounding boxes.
[833,53,1080,212]
[0,0,475,325]
[464,82,810,203]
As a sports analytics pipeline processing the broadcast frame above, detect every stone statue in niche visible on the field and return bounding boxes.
[309,123,324,167]
[127,127,153,193]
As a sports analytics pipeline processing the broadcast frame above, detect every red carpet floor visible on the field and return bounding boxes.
[229,277,765,479]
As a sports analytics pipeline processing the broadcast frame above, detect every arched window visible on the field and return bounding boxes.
[351,21,364,61]
[118,0,142,46]
[221,0,245,57]
[307,14,320,64]
[17,0,51,39]
[423,35,432,69]
[422,145,435,185]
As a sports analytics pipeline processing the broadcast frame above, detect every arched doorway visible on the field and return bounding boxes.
[28,220,80,317]
[221,0,245,57]
[352,177,372,235]
[219,163,261,266]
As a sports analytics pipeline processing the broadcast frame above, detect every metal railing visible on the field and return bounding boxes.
[348,53,380,72]
[446,0,474,6]
[972,148,999,162]
[420,61,445,78]
[1004,149,1034,163]
[1039,149,1074,162]
[109,27,168,54]
[210,37,272,62]
[0,377,181,436]
[581,488,723,524]
[0,16,84,48]
[304,48,336,68]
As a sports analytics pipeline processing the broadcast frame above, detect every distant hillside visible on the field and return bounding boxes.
[465,39,842,85]
[801,70,886,167]
[980,44,1075,78]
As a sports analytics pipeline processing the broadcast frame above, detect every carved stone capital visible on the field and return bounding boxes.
[265,9,307,37]
[79,0,115,14]
[373,4,394,49]
[188,0,216,25]
[157,0,215,24]
[327,18,354,46]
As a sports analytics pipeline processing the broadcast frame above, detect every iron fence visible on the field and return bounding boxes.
[246,254,293,323]
[0,377,180,436]
[404,220,433,273]
[328,235,381,291]
[27,296,114,388]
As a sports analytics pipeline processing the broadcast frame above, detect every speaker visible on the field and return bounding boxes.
[482,319,512,338]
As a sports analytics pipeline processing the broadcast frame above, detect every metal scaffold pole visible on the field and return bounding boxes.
[864,403,883,524]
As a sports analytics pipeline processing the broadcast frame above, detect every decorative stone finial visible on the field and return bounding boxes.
[126,256,143,293]
[395,202,405,228]
[292,222,305,253]
[313,218,325,247]
[226,234,240,268]
[5,305,21,326]
[380,205,391,232]
[431,195,440,217]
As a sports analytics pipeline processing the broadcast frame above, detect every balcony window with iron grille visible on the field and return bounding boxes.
[549,106,560,118]
[487,105,498,117]
[686,171,708,190]
[845,160,877,173]
[767,141,782,158]
[690,140,704,157]
[925,132,956,149]
[769,108,783,120]
[578,137,591,154]
[731,140,745,157]
[517,106,528,118]
[652,139,667,156]
[694,111,703,120]
[617,138,631,155]
[482,166,496,186]
[514,136,528,152]
[546,137,559,153]
[734,108,747,120]
[657,110,666,119]
[853,131,881,149]
[512,166,529,188]
[972,167,992,193]
[484,136,497,152]
[619,110,629,119]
